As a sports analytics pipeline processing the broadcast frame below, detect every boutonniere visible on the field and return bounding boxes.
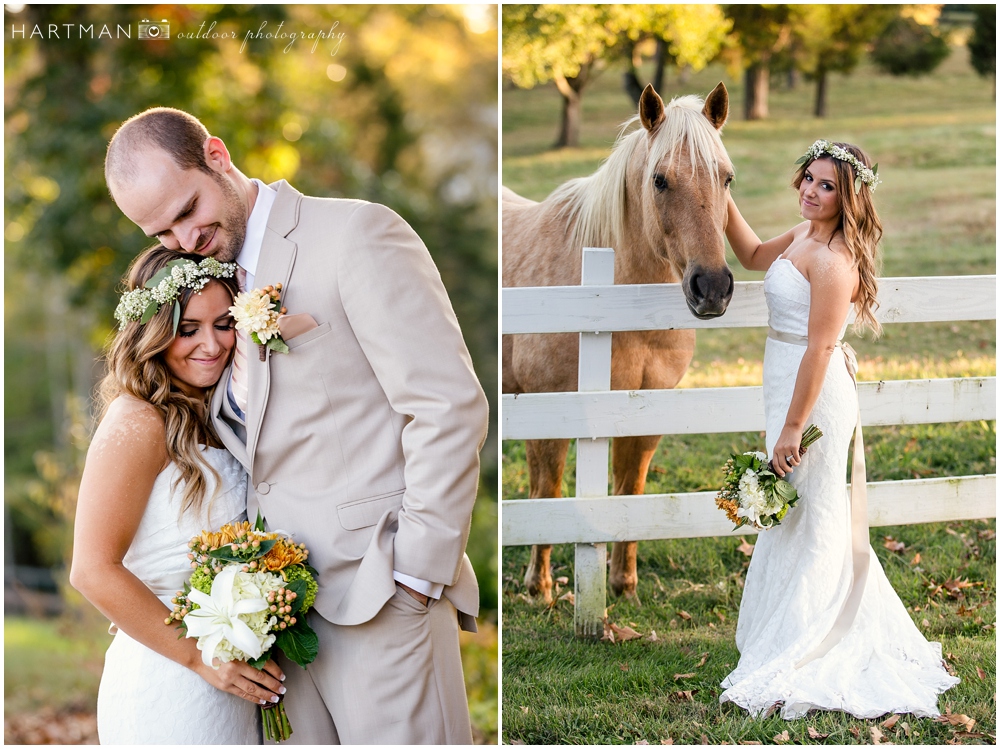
[230,283,291,361]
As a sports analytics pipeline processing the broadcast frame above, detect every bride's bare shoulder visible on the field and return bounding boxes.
[91,395,166,458]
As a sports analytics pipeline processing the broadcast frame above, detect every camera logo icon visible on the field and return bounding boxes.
[138,19,170,40]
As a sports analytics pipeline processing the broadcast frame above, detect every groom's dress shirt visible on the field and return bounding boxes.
[228,178,443,602]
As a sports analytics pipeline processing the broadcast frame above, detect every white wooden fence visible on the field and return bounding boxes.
[502,248,997,637]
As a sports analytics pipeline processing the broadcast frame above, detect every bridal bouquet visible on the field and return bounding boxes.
[715,425,823,531]
[166,516,319,742]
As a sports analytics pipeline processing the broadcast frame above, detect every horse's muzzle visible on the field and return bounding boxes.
[683,266,734,319]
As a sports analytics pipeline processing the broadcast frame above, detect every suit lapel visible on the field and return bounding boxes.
[245,181,301,468]
[210,367,250,471]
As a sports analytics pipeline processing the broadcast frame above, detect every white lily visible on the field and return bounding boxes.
[184,564,270,667]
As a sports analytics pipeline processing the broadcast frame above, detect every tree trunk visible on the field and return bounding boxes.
[622,43,643,106]
[744,64,770,120]
[554,64,591,148]
[652,38,668,93]
[813,67,828,118]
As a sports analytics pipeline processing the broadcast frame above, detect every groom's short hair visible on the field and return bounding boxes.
[105,107,214,197]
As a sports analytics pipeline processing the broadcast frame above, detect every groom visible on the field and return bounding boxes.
[104,107,489,744]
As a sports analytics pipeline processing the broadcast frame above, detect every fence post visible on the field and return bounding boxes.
[574,247,614,638]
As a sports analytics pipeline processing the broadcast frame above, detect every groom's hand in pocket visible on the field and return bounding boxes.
[396,581,429,606]
[196,657,287,705]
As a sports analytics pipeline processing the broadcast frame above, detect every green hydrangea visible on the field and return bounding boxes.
[189,565,215,595]
[283,565,318,613]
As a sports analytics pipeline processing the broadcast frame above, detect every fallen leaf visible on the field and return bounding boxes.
[558,591,575,605]
[668,618,678,628]
[520,706,529,713]
[677,610,692,621]
[882,714,899,729]
[700,735,709,745]
[869,726,885,744]
[977,666,986,680]
[883,536,906,552]
[647,630,659,642]
[936,710,976,731]
[921,618,930,628]
[807,726,829,739]
[660,739,674,745]
[901,722,911,738]
[555,576,569,585]
[977,529,995,541]
[910,552,921,565]
[942,578,976,597]
[673,673,695,680]
[670,690,695,701]
[636,741,649,745]
[609,622,643,642]
[773,730,790,743]
[737,537,755,556]
[849,726,861,738]
[696,652,709,668]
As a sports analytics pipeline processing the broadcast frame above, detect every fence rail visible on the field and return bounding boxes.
[501,248,996,637]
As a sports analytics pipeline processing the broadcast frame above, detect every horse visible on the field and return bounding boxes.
[502,83,735,604]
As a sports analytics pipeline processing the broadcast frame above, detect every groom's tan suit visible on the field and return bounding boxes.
[211,181,488,744]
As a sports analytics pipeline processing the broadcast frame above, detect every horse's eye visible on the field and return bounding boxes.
[653,174,668,192]
[725,174,734,188]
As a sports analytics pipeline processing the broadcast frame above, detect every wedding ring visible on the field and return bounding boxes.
[785,455,794,462]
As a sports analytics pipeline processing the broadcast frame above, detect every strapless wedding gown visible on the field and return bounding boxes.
[97,447,261,744]
[719,259,958,719]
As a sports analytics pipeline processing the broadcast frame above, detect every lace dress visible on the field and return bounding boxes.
[97,447,261,744]
[719,259,959,720]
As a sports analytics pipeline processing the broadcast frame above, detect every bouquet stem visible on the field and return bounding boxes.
[262,699,293,742]
[768,423,824,473]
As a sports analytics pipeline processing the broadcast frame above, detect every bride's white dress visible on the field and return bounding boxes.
[97,447,261,744]
[719,258,959,720]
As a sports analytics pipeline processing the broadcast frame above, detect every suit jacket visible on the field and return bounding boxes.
[211,180,488,632]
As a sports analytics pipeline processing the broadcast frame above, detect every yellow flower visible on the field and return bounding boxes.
[258,539,310,572]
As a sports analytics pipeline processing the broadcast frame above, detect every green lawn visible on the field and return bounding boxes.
[501,44,995,746]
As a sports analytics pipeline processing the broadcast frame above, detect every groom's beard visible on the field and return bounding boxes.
[197,174,248,263]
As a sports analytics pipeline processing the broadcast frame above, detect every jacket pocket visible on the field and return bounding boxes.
[337,488,404,531]
[285,321,332,350]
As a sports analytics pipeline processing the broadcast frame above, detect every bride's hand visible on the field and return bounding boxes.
[196,657,286,705]
[772,425,803,478]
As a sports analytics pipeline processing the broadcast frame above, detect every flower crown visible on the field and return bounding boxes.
[114,257,237,332]
[795,140,880,194]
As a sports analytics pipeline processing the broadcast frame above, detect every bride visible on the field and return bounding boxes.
[719,140,958,719]
[71,246,285,744]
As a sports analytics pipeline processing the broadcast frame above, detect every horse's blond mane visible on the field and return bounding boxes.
[550,94,728,253]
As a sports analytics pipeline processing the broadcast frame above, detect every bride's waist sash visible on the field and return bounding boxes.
[767,327,858,379]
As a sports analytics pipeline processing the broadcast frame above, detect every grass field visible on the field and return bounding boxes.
[4,610,499,744]
[501,44,995,745]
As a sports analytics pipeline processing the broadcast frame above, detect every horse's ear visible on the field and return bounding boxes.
[639,84,665,132]
[702,82,729,131]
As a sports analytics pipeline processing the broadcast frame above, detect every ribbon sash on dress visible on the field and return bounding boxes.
[766,328,869,669]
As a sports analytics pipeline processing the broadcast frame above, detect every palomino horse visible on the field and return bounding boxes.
[503,83,735,603]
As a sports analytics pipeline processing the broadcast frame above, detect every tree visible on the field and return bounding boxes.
[616,5,731,105]
[502,5,619,148]
[723,4,793,120]
[968,4,996,99]
[789,4,897,117]
[871,14,950,77]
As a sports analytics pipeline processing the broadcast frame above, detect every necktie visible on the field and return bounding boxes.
[231,266,249,415]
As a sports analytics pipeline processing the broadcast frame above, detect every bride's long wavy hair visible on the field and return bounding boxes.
[98,245,239,516]
[793,142,883,338]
